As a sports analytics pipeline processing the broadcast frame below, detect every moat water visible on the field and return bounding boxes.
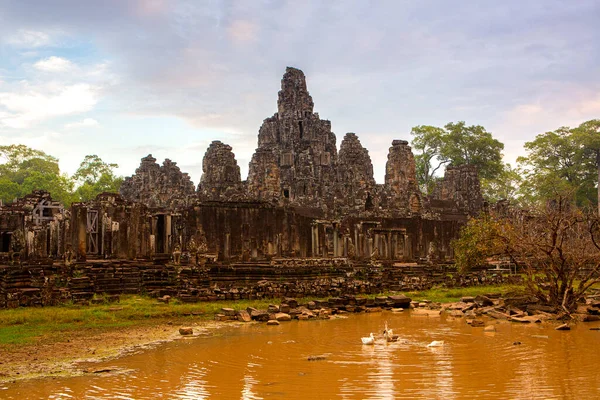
[3,312,600,399]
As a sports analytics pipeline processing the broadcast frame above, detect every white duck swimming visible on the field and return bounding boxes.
[383,322,399,342]
[361,333,375,345]
[427,340,445,347]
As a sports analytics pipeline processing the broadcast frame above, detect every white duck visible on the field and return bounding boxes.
[361,333,375,345]
[427,340,445,347]
[383,322,399,342]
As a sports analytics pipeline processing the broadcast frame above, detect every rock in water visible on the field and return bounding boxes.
[237,310,252,322]
[179,327,193,335]
[275,312,291,321]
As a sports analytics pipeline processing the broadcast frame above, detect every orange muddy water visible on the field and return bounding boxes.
[2,312,600,399]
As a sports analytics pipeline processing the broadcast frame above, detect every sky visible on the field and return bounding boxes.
[0,0,599,185]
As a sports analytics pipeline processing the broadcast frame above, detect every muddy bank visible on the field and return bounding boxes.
[0,319,232,384]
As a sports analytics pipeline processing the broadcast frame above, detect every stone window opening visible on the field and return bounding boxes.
[365,192,374,211]
[1,233,11,252]
[298,120,304,139]
[283,188,290,198]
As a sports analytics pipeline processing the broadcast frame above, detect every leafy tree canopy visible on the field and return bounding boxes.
[411,121,504,195]
[518,120,600,210]
[72,155,122,202]
[73,154,119,185]
[0,145,122,206]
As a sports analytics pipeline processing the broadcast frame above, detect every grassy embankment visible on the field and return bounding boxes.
[0,284,524,348]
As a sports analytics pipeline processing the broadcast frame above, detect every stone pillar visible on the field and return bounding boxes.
[77,207,87,261]
[149,234,155,256]
[276,234,282,257]
[55,221,62,258]
[224,233,230,260]
[111,221,119,258]
[354,226,360,258]
[358,233,364,258]
[165,215,172,254]
[333,227,339,257]
[311,224,319,257]
[251,242,257,261]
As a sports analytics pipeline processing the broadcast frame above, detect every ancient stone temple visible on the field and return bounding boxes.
[198,141,244,201]
[120,154,195,209]
[0,67,492,308]
[433,165,484,216]
[336,133,376,213]
[247,67,339,211]
[1,67,484,266]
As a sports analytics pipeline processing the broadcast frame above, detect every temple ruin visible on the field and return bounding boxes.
[0,67,487,307]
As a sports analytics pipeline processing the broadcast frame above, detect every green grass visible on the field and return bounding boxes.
[405,284,525,303]
[0,285,527,347]
[0,295,285,347]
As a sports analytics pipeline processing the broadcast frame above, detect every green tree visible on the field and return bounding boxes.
[20,172,76,206]
[411,122,505,194]
[572,119,600,214]
[73,155,122,202]
[72,155,118,185]
[410,125,447,193]
[0,145,74,205]
[452,214,507,275]
[518,124,598,208]
[0,178,21,205]
[480,163,523,203]
[0,144,59,173]
[442,122,504,180]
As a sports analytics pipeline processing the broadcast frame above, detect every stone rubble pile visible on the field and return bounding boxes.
[213,294,412,323]
[439,291,600,325]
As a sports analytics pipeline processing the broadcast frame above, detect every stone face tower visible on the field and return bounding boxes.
[277,67,314,116]
[384,140,420,211]
[247,67,338,210]
[120,66,484,224]
[434,165,484,216]
[120,154,196,208]
[336,133,376,211]
[197,141,242,201]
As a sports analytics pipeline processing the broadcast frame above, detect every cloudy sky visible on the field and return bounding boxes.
[0,0,599,184]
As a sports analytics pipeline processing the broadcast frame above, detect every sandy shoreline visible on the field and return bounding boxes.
[0,319,235,384]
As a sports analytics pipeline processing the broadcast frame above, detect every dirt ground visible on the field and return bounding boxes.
[0,319,229,384]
